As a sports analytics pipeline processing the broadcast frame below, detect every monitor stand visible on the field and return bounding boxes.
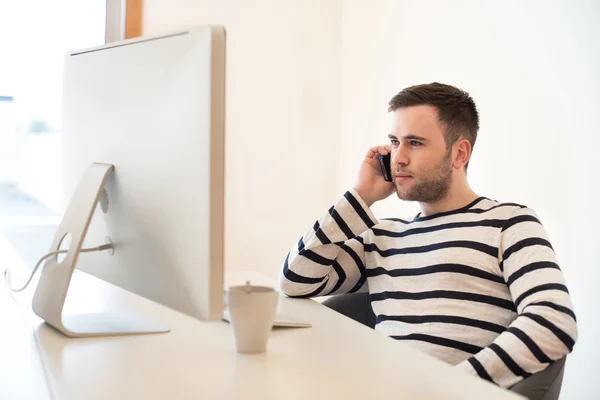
[31,163,170,337]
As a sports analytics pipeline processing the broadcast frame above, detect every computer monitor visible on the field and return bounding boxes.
[31,25,226,337]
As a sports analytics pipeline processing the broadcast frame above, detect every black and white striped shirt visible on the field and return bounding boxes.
[279,189,578,388]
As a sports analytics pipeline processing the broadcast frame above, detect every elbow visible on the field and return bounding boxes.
[278,270,328,298]
[553,312,579,357]
[521,299,579,359]
[278,272,297,297]
[560,304,579,355]
[278,250,330,298]
[568,317,579,353]
[277,267,306,297]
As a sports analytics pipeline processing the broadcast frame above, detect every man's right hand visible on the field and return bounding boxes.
[352,145,396,208]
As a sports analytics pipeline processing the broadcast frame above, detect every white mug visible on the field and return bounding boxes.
[226,283,279,354]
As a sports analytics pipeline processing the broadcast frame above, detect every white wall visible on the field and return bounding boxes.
[143,0,343,280]
[339,1,599,398]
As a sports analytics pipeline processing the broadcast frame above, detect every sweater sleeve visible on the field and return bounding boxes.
[279,189,378,298]
[456,207,578,388]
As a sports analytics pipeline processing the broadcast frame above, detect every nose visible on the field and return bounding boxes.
[392,144,409,169]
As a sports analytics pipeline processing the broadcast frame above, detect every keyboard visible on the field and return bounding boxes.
[222,307,312,328]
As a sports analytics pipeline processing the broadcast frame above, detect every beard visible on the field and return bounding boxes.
[395,150,453,203]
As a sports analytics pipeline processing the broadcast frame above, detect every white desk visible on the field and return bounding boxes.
[0,288,51,399]
[2,272,524,400]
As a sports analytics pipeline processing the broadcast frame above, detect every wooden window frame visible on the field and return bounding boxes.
[105,0,143,42]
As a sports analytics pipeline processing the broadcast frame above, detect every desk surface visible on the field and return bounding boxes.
[0,288,51,400]
[3,271,523,400]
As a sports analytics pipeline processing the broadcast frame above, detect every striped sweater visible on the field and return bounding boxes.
[279,189,578,388]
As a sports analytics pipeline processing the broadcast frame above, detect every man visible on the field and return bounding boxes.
[279,82,577,388]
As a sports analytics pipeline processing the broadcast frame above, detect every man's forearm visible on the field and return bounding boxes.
[279,189,377,298]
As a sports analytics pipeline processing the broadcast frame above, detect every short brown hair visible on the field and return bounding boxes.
[388,82,479,169]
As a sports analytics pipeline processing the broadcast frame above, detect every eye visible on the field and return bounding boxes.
[390,139,400,147]
[410,140,422,146]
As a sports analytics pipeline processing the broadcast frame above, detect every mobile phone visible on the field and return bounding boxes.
[378,154,392,182]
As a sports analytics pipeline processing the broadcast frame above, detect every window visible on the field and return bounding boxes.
[0,1,141,274]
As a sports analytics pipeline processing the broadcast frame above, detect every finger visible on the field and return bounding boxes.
[366,145,391,161]
[366,146,380,158]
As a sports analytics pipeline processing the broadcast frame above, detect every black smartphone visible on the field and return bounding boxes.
[378,154,392,182]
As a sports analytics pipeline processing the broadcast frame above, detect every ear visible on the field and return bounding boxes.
[452,138,472,170]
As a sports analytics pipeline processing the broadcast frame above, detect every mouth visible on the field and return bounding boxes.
[394,173,412,182]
